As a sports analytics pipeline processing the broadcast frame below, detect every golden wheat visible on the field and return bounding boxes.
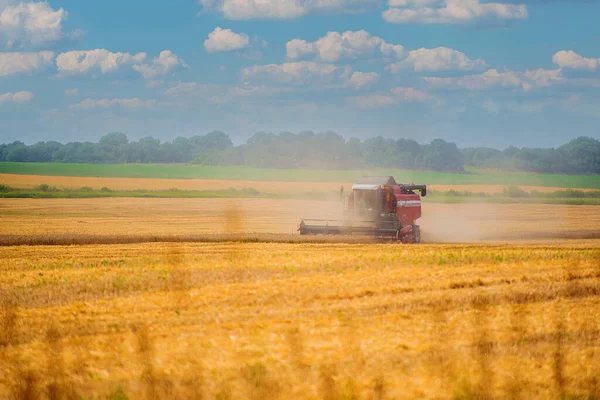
[1,197,599,398]
[1,241,599,399]
[1,173,592,194]
[1,198,600,242]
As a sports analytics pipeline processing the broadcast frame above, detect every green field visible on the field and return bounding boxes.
[1,162,599,188]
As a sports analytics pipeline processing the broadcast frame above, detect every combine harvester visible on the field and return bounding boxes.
[298,176,427,243]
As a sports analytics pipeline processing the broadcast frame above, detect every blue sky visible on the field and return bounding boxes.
[0,0,599,148]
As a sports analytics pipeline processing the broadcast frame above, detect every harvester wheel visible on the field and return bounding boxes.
[412,225,421,244]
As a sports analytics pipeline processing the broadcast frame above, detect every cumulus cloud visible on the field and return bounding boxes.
[286,30,404,62]
[424,69,524,90]
[199,0,377,20]
[64,88,78,96]
[204,27,250,53]
[346,71,380,89]
[71,97,159,110]
[522,68,562,89]
[286,31,485,75]
[132,50,188,79]
[553,50,599,71]
[423,68,562,91]
[0,90,33,104]
[383,0,527,25]
[390,86,433,101]
[0,1,72,48]
[387,46,486,72]
[0,50,52,76]
[56,49,147,75]
[241,61,352,86]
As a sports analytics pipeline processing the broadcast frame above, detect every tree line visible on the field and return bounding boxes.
[0,131,598,174]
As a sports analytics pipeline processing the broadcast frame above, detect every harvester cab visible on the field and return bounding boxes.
[299,176,427,243]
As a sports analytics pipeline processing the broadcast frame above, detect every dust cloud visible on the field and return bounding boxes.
[420,202,600,243]
[419,203,496,243]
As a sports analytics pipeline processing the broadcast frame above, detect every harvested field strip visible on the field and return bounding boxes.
[0,173,343,194]
[1,173,595,194]
[1,242,599,399]
[1,199,599,242]
[0,233,379,246]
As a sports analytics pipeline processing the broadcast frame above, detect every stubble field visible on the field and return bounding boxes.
[1,198,599,242]
[1,173,595,195]
[1,197,600,399]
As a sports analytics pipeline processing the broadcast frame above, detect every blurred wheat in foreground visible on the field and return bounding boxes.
[1,241,599,399]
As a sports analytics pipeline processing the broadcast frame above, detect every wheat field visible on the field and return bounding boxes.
[1,198,599,241]
[0,173,593,195]
[1,241,599,399]
[1,198,599,399]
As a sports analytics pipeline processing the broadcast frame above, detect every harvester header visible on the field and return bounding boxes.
[299,176,427,243]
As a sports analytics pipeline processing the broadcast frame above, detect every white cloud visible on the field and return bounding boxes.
[0,50,52,76]
[346,71,379,89]
[164,81,291,105]
[522,68,562,89]
[286,31,485,76]
[387,46,486,72]
[286,39,315,60]
[241,61,352,86]
[56,49,147,75]
[286,30,404,62]
[132,50,188,79]
[64,88,78,96]
[0,90,33,104]
[424,68,561,91]
[347,86,434,108]
[383,0,527,25]
[71,97,159,110]
[164,82,210,97]
[227,84,291,97]
[0,1,68,48]
[424,69,521,90]
[391,86,433,101]
[552,50,599,71]
[347,94,396,108]
[389,0,438,6]
[199,0,377,20]
[204,27,250,53]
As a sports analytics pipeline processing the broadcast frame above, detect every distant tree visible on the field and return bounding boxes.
[559,136,600,174]
[417,139,464,172]
[99,132,129,147]
[137,137,161,163]
[1,131,597,175]
[98,133,129,162]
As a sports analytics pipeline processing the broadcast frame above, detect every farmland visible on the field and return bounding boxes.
[1,196,599,399]
[1,240,599,399]
[2,173,598,195]
[1,198,600,241]
[2,162,600,188]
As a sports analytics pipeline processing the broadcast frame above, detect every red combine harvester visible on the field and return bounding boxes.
[298,176,427,243]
